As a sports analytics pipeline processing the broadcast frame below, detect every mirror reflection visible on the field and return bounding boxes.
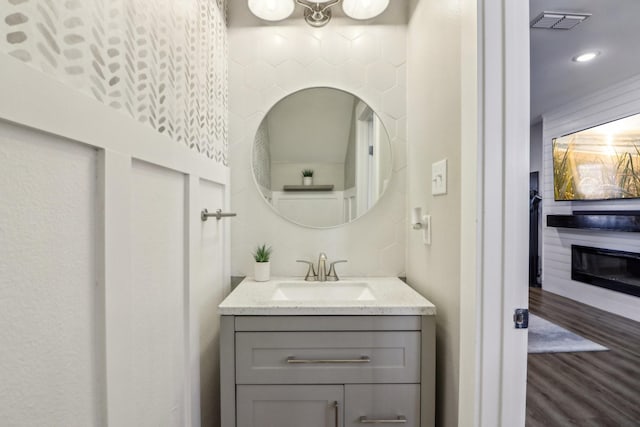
[252,87,393,228]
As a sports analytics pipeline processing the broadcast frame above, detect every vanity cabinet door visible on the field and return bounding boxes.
[344,384,420,427]
[237,385,343,427]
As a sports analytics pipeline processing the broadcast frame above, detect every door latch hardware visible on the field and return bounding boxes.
[514,308,529,329]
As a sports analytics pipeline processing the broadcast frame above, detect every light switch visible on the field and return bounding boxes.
[432,159,447,195]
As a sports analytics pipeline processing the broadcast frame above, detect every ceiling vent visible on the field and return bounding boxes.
[530,11,591,30]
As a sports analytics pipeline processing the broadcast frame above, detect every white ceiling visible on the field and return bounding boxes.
[530,0,640,123]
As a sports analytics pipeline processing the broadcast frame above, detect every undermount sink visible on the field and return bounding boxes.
[271,281,376,302]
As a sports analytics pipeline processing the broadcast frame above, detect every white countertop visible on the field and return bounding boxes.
[218,277,437,316]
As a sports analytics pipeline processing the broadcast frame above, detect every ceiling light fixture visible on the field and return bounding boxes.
[248,0,390,27]
[248,0,295,22]
[573,51,600,63]
[297,0,340,27]
[342,0,390,20]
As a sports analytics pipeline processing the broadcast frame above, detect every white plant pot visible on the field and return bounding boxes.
[303,176,313,186]
[254,261,271,282]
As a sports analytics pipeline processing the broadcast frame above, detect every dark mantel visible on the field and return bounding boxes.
[547,211,640,232]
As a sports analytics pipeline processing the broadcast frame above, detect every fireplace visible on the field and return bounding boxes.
[571,245,640,297]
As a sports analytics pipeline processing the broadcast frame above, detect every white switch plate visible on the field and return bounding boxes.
[432,159,447,195]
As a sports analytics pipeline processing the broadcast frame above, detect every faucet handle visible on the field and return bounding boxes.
[327,260,348,281]
[296,260,317,281]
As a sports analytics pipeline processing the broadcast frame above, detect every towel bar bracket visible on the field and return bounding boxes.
[201,209,237,222]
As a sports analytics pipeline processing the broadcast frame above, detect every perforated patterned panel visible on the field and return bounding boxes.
[1,0,228,165]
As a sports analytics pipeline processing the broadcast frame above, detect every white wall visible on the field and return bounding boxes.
[406,0,462,425]
[0,126,101,426]
[344,102,358,189]
[272,190,346,228]
[0,1,230,424]
[542,73,640,321]
[129,161,188,425]
[195,179,227,427]
[253,120,272,190]
[457,0,479,422]
[0,56,230,426]
[228,4,408,276]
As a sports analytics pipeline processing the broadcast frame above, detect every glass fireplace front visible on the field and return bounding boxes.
[571,245,640,297]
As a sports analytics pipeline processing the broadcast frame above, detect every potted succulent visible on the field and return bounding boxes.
[253,244,272,282]
[302,169,314,186]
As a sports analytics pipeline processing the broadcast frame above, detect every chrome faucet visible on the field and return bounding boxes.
[327,259,347,281]
[317,252,327,282]
[296,260,316,281]
[297,253,347,282]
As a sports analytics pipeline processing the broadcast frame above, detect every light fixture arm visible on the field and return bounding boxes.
[320,0,341,13]
[295,0,341,27]
[296,0,341,13]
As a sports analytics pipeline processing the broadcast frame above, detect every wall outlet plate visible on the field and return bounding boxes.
[432,158,447,195]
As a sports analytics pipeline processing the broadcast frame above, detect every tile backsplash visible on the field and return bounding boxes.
[228,21,408,277]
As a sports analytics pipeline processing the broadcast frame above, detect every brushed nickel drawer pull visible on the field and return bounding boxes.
[286,356,371,364]
[359,415,407,424]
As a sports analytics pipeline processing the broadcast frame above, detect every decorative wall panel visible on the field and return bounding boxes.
[1,0,228,165]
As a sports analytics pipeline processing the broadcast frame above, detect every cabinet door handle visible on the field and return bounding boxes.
[330,401,340,427]
[359,415,407,424]
[287,356,371,364]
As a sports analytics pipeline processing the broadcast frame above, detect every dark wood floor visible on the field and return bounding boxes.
[527,288,640,427]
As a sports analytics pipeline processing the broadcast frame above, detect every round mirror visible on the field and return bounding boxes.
[252,87,393,228]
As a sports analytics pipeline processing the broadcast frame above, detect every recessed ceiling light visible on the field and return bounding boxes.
[573,51,600,63]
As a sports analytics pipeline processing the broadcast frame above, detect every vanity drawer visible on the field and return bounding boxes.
[235,331,420,384]
[345,384,420,427]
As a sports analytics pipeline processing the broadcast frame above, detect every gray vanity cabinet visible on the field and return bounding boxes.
[237,385,343,427]
[345,384,420,426]
[220,315,435,427]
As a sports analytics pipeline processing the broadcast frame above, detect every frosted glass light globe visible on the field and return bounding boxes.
[342,0,390,20]
[248,0,295,21]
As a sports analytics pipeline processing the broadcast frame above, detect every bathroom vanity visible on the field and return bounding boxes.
[219,277,436,427]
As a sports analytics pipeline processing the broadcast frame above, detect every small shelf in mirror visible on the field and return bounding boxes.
[283,185,335,192]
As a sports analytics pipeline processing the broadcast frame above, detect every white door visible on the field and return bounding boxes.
[472,0,531,425]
